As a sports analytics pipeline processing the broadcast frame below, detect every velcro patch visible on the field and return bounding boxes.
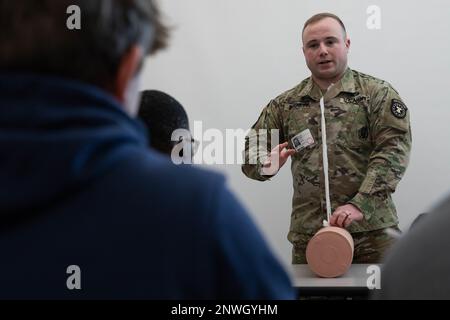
[391,99,408,119]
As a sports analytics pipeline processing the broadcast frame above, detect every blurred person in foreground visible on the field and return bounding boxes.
[0,0,294,299]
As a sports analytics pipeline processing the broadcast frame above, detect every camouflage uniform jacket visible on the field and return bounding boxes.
[242,68,412,239]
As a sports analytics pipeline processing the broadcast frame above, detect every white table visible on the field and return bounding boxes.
[291,264,381,298]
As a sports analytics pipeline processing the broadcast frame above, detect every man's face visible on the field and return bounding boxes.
[302,17,350,83]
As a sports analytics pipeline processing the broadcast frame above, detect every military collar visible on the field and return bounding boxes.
[299,77,322,101]
[299,68,357,101]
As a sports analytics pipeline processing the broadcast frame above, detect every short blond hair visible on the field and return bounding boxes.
[302,13,346,37]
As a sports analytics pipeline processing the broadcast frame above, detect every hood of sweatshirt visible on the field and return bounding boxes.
[0,73,148,215]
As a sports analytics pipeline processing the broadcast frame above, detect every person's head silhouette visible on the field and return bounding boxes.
[138,90,197,161]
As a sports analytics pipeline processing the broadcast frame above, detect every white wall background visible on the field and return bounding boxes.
[141,0,450,266]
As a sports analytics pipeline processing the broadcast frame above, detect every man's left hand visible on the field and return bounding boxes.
[330,204,363,228]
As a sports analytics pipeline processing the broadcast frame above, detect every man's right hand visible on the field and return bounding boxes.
[261,142,296,176]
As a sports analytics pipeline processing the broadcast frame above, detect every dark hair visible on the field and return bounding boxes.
[302,13,346,37]
[0,0,169,88]
[138,90,190,154]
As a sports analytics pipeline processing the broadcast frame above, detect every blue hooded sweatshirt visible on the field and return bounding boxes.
[0,74,295,299]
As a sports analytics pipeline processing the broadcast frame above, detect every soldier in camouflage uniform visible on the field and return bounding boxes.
[242,13,411,264]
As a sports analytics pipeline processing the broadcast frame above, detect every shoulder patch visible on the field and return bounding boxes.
[391,99,408,119]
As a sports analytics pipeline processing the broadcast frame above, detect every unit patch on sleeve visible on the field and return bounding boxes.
[391,99,408,119]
